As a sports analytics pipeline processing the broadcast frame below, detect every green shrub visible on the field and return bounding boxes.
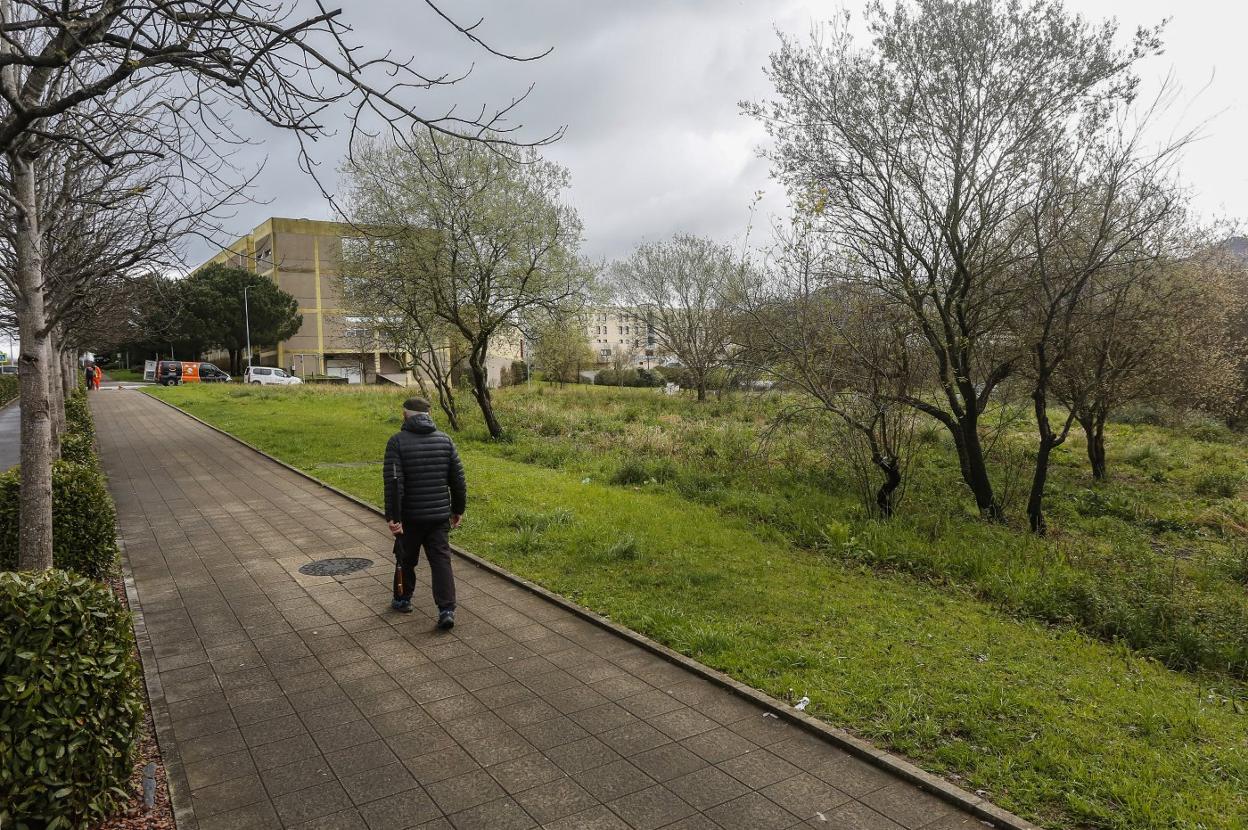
[1124,443,1166,469]
[610,457,677,486]
[0,374,17,407]
[507,508,574,533]
[0,462,118,579]
[0,570,143,830]
[64,392,95,443]
[1195,472,1243,499]
[602,534,640,561]
[59,432,97,468]
[1189,421,1235,443]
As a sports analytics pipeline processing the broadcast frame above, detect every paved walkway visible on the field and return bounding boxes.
[95,391,989,830]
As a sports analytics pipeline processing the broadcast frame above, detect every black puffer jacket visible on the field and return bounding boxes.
[383,413,467,523]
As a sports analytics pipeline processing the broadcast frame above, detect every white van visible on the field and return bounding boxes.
[244,367,303,386]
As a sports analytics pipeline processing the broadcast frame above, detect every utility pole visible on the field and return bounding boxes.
[243,284,254,370]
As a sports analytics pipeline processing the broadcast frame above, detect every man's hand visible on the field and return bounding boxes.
[387,520,403,536]
[450,514,463,529]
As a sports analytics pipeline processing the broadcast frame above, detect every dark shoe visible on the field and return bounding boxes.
[391,598,412,613]
[436,609,455,630]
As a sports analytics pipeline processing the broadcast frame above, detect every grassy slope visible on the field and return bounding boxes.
[148,384,1248,830]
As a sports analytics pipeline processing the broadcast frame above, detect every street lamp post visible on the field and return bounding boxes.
[243,285,253,370]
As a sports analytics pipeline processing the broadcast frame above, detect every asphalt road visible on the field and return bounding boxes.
[0,400,18,472]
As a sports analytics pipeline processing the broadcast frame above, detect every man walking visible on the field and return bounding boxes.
[384,396,466,629]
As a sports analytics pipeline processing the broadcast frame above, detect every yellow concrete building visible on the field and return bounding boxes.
[200,216,527,387]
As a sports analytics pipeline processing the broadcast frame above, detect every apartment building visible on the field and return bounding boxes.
[584,307,664,367]
[198,217,522,387]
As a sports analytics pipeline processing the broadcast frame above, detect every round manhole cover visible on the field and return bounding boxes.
[299,557,374,577]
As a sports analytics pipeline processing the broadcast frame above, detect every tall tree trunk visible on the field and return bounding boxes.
[11,150,55,571]
[1077,411,1108,480]
[696,379,707,402]
[61,349,75,399]
[467,346,502,439]
[955,412,1002,520]
[47,338,65,454]
[228,347,241,376]
[872,453,902,518]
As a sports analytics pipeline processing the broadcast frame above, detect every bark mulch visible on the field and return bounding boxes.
[92,576,175,830]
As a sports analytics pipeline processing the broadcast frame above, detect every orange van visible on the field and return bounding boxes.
[155,360,231,386]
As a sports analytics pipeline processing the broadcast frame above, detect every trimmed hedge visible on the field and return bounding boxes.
[0,389,115,577]
[64,392,95,443]
[0,373,17,407]
[0,570,143,830]
[0,461,118,578]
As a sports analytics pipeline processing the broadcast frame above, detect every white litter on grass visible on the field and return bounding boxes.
[794,696,811,711]
[581,477,591,484]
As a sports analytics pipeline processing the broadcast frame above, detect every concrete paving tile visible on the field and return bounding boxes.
[704,791,799,830]
[426,769,504,814]
[487,753,566,795]
[357,786,443,830]
[574,759,656,802]
[631,743,708,782]
[545,735,621,775]
[447,796,536,830]
[513,777,597,824]
[260,755,336,798]
[666,765,751,811]
[719,749,802,790]
[340,760,418,805]
[272,781,355,826]
[606,783,695,830]
[817,800,907,830]
[860,782,958,829]
[540,805,632,830]
[185,748,257,790]
[290,807,370,830]
[679,726,757,764]
[762,773,852,820]
[191,774,267,818]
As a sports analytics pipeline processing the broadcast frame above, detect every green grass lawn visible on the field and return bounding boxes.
[148,383,1248,829]
[104,368,146,383]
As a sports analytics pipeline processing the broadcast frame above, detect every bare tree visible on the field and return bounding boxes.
[1054,251,1240,479]
[613,235,737,402]
[340,134,590,439]
[336,245,465,429]
[734,217,921,517]
[747,0,1165,520]
[1011,93,1199,533]
[0,1,556,569]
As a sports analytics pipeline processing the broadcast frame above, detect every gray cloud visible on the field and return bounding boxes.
[183,0,1248,269]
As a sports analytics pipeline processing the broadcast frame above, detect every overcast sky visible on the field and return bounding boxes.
[188,0,1248,267]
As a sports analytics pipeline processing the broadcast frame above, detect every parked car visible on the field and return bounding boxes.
[156,360,231,386]
[244,366,302,386]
